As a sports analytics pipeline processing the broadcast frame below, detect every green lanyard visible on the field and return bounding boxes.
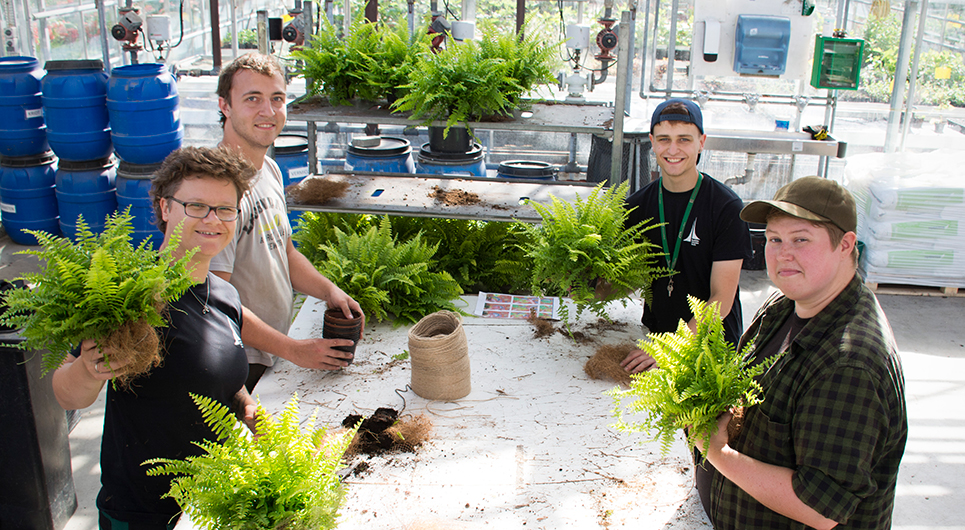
[658,172,703,297]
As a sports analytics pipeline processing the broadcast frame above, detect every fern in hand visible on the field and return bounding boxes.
[519,181,671,321]
[312,217,464,325]
[145,393,357,530]
[0,210,196,376]
[609,297,782,456]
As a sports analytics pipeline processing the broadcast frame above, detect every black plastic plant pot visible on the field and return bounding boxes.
[323,308,363,362]
[428,126,472,154]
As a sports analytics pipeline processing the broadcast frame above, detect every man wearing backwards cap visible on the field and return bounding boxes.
[622,98,752,373]
[694,177,907,530]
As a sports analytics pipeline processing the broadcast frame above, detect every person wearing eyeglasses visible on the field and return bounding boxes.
[211,53,364,392]
[51,147,355,529]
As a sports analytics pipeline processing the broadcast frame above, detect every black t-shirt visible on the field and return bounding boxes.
[97,273,248,525]
[625,173,752,345]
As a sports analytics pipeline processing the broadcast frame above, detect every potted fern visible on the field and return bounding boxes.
[145,393,358,530]
[291,16,430,105]
[0,211,196,387]
[391,23,558,143]
[608,297,783,456]
[518,181,671,322]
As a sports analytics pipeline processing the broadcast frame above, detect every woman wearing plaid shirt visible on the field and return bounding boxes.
[695,177,907,530]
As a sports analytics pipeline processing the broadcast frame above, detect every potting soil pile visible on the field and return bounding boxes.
[188,295,715,530]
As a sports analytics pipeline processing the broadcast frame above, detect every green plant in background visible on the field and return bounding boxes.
[388,216,534,293]
[310,217,464,325]
[0,211,196,376]
[221,29,258,48]
[519,181,671,322]
[391,23,558,137]
[292,212,374,266]
[291,13,430,104]
[144,393,357,530]
[609,297,782,456]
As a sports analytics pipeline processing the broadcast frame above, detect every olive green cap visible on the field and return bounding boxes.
[740,176,857,233]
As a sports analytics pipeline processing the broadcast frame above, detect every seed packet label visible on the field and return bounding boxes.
[474,292,560,320]
[1,202,15,214]
[25,108,43,119]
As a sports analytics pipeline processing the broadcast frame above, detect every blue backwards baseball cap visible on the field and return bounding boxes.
[650,98,704,135]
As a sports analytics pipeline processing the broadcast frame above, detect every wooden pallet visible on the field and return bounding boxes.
[866,282,962,297]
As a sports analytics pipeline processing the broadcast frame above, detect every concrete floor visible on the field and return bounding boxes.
[2,228,963,529]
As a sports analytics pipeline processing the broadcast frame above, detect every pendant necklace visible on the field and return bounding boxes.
[658,173,703,298]
[189,279,210,314]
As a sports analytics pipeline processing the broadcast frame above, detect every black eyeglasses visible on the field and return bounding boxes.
[168,197,240,222]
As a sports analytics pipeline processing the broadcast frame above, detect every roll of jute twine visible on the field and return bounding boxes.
[408,310,471,400]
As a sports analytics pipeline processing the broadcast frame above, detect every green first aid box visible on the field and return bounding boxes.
[811,36,864,90]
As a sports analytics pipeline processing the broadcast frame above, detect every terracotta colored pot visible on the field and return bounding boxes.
[323,308,363,362]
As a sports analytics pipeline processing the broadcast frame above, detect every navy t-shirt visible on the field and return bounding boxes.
[625,173,752,345]
[97,273,248,525]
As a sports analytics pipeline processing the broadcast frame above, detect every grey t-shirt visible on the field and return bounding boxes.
[210,158,293,366]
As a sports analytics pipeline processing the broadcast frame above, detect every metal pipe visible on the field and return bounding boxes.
[210,0,222,71]
[665,0,678,98]
[624,0,636,113]
[96,0,111,73]
[407,0,414,35]
[610,10,631,186]
[257,9,268,54]
[884,0,918,153]
[899,0,929,152]
[515,0,524,35]
[637,0,651,99]
[229,0,238,58]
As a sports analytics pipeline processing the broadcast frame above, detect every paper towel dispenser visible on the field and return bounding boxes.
[733,15,791,76]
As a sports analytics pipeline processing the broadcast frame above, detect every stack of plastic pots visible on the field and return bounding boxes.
[106,63,183,249]
[0,56,60,245]
[42,60,117,241]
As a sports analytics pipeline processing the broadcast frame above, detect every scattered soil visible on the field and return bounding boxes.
[341,408,433,456]
[430,186,481,206]
[583,318,629,333]
[584,342,637,386]
[527,311,557,338]
[560,328,594,344]
[286,177,350,205]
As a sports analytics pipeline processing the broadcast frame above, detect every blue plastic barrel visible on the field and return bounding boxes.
[42,60,112,162]
[106,63,182,165]
[496,160,556,181]
[415,142,486,177]
[0,57,48,158]
[0,151,60,244]
[272,134,310,230]
[55,156,117,240]
[273,134,310,187]
[115,161,163,249]
[345,136,415,174]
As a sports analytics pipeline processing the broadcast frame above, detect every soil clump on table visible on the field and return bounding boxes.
[286,178,350,205]
[430,186,481,206]
[341,408,433,456]
[584,342,638,386]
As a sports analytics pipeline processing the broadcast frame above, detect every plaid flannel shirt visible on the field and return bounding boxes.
[708,276,908,529]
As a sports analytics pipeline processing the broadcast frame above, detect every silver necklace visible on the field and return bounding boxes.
[188,281,210,314]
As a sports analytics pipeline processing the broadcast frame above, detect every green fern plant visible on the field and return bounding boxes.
[144,393,357,530]
[311,217,464,325]
[518,181,671,322]
[291,15,430,104]
[608,297,783,456]
[391,23,558,137]
[0,210,196,376]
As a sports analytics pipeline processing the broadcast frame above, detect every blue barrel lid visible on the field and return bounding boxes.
[117,160,163,178]
[497,160,554,178]
[348,136,411,157]
[44,60,105,71]
[57,155,115,171]
[418,142,483,162]
[0,150,56,167]
[274,134,308,154]
[0,56,41,72]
